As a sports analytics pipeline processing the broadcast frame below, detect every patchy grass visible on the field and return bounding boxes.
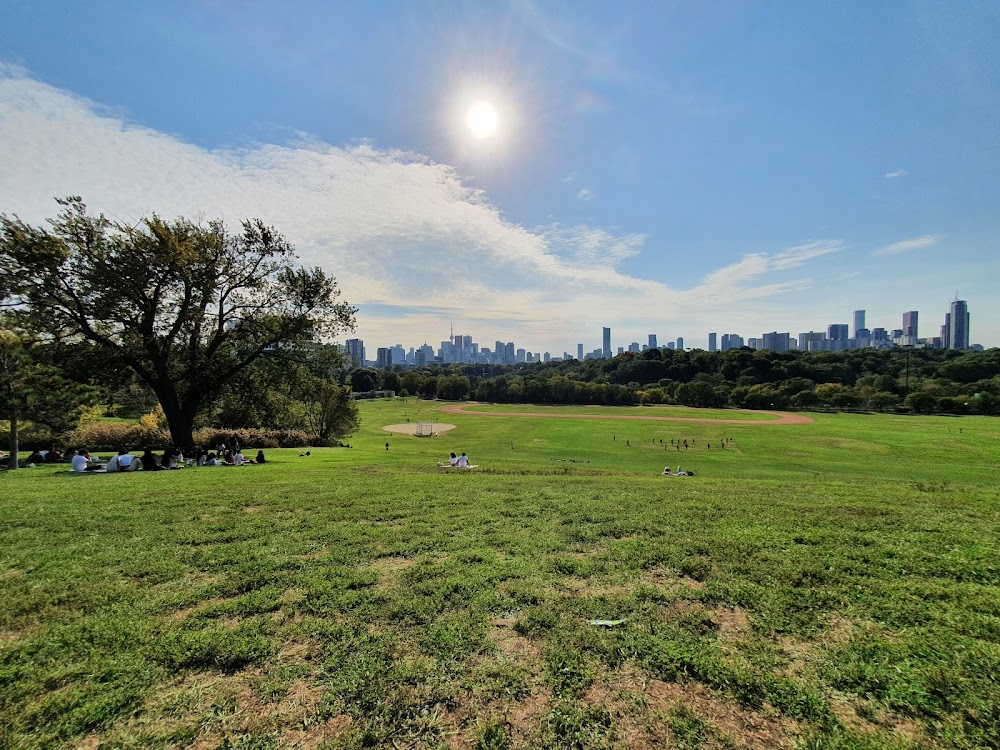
[0,400,998,748]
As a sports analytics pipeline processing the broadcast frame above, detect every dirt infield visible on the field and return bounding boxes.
[382,422,457,435]
[439,403,814,425]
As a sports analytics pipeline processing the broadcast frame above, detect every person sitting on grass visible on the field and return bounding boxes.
[71,450,98,473]
[205,452,220,466]
[662,466,672,475]
[140,449,164,471]
[26,450,44,465]
[456,452,470,468]
[255,450,266,464]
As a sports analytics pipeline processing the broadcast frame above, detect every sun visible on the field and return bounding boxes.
[465,101,499,139]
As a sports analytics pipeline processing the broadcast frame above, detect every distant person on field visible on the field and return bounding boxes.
[456,452,469,468]
[255,450,266,464]
[206,452,220,466]
[662,466,672,475]
[448,452,458,467]
[26,450,44,465]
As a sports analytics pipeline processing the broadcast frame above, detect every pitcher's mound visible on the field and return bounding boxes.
[383,423,456,436]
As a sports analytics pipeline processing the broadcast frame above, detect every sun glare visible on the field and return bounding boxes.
[466,101,499,139]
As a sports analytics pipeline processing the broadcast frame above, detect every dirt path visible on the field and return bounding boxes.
[439,403,814,425]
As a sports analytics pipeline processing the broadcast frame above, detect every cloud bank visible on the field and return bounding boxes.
[873,234,943,256]
[0,65,833,350]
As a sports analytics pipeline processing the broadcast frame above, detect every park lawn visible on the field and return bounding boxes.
[0,401,997,749]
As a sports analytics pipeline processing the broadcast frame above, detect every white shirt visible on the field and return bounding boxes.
[448,456,458,466]
[235,452,246,465]
[71,454,89,472]
[456,454,469,468]
[117,454,134,468]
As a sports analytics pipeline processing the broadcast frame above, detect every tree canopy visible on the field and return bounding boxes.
[0,198,356,447]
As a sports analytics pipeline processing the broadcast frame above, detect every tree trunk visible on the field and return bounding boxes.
[8,405,18,471]
[160,398,196,449]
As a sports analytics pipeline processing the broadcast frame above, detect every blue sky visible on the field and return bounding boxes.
[1,0,997,352]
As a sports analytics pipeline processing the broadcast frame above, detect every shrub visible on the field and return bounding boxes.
[192,428,311,449]
[65,421,170,451]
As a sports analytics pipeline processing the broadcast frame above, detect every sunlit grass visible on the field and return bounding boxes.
[1,399,998,748]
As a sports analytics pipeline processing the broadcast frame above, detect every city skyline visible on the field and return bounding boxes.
[0,4,998,350]
[357,298,979,364]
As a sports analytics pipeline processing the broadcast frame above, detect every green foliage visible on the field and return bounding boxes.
[0,198,356,447]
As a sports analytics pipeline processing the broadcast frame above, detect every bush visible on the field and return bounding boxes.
[65,421,170,451]
[192,428,311,449]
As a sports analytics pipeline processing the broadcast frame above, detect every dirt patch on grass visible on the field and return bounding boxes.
[579,665,801,749]
[491,617,543,664]
[382,422,457,435]
[0,568,24,580]
[279,714,353,748]
[242,505,263,514]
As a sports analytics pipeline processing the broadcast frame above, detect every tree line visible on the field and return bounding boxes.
[355,346,1000,415]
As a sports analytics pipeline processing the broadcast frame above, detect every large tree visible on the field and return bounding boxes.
[0,198,356,447]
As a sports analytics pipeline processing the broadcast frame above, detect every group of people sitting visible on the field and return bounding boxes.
[438,451,474,468]
[23,444,267,472]
[663,465,695,476]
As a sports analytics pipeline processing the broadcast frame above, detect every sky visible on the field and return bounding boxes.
[0,0,997,354]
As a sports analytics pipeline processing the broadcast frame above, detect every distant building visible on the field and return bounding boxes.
[648,334,657,349]
[708,332,717,353]
[376,347,392,369]
[346,338,365,367]
[676,337,684,350]
[853,310,866,338]
[762,332,791,352]
[516,348,526,363]
[948,299,970,350]
[828,324,849,341]
[747,338,761,350]
[720,333,744,351]
[628,342,641,353]
[903,311,919,339]
[577,343,584,361]
[799,331,825,352]
[667,342,675,350]
[602,327,611,358]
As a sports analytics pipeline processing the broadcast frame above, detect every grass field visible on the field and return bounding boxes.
[1,399,998,749]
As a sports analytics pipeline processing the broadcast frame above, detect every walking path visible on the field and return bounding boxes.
[439,403,814,425]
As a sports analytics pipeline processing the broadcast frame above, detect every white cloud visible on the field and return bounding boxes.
[873,234,943,256]
[577,187,594,200]
[884,169,908,179]
[0,66,838,350]
[771,240,843,269]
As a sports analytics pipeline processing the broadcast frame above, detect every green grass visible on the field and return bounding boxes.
[1,398,998,748]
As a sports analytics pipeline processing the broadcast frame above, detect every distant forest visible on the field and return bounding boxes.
[357,347,1000,415]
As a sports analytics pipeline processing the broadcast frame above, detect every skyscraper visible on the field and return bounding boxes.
[762,332,790,352]
[577,343,584,361]
[376,347,392,369]
[648,334,657,349]
[708,332,717,353]
[948,300,970,350]
[602,327,611,358]
[902,311,918,339]
[853,310,865,338]
[676,337,684,350]
[346,338,365,367]
[828,324,849,341]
